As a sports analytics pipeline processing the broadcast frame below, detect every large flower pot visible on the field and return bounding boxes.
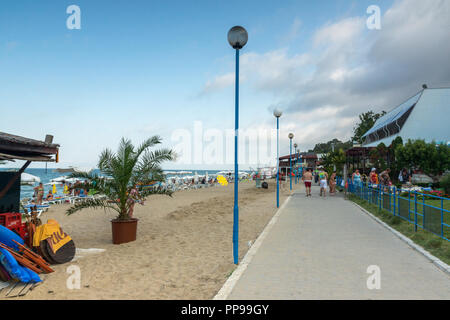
[111,218,138,244]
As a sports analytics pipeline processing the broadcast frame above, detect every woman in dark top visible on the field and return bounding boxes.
[401,168,411,184]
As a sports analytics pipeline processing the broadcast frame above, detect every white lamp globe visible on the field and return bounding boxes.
[228,26,248,49]
[273,109,282,118]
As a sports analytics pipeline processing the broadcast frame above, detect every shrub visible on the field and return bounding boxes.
[389,216,402,225]
[440,174,450,195]
[425,238,442,249]
[411,233,425,242]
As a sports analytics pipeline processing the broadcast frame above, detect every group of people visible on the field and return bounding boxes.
[351,167,412,188]
[32,182,60,205]
[301,166,337,198]
[32,180,90,205]
[300,165,411,198]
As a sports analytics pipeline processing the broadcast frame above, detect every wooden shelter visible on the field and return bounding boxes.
[0,132,59,202]
[278,152,319,178]
[345,146,375,175]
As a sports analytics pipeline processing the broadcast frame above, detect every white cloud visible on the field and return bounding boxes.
[282,18,302,43]
[200,73,235,95]
[313,17,364,46]
[200,0,450,149]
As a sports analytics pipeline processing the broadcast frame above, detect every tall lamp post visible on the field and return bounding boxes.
[228,26,248,265]
[273,110,282,208]
[294,143,298,184]
[288,133,294,190]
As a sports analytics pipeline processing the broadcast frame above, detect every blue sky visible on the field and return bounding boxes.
[2,0,449,170]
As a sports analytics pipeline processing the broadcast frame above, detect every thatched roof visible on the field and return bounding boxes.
[0,132,59,162]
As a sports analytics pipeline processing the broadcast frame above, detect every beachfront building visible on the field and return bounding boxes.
[362,86,450,147]
[345,86,450,174]
[278,152,319,179]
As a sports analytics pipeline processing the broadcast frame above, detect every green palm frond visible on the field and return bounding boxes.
[135,136,162,157]
[66,136,174,219]
[66,198,120,216]
[138,186,173,198]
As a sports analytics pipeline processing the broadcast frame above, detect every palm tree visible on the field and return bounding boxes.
[66,136,175,220]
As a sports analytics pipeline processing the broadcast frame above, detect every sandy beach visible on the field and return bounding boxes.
[16,179,300,299]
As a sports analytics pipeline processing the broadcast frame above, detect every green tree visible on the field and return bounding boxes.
[352,110,386,144]
[395,140,450,183]
[312,138,352,153]
[389,136,404,182]
[321,148,346,175]
[66,136,175,220]
[369,143,388,171]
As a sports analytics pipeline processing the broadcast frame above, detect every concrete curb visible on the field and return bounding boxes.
[351,201,450,276]
[213,193,294,300]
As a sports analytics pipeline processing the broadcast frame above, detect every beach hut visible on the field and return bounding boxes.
[0,132,60,212]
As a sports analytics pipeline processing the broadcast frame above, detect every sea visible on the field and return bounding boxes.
[0,168,250,200]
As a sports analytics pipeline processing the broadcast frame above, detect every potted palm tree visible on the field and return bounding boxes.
[66,136,174,244]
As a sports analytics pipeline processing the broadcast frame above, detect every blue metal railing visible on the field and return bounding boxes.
[337,176,450,242]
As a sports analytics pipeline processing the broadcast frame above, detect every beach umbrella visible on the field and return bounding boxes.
[55,167,93,174]
[64,177,83,184]
[21,173,40,185]
[50,176,68,183]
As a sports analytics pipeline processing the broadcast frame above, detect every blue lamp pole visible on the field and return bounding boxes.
[289,133,294,190]
[294,143,298,184]
[273,110,282,208]
[228,26,248,265]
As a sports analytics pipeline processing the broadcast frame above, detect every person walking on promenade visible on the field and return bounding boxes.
[329,171,337,195]
[318,167,328,198]
[302,168,313,197]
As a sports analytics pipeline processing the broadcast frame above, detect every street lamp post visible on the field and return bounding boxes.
[228,26,248,265]
[294,143,298,184]
[288,133,294,190]
[273,110,282,208]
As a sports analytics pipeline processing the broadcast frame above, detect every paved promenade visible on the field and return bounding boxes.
[227,186,450,299]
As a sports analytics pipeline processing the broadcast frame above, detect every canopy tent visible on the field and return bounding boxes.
[363,88,450,147]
